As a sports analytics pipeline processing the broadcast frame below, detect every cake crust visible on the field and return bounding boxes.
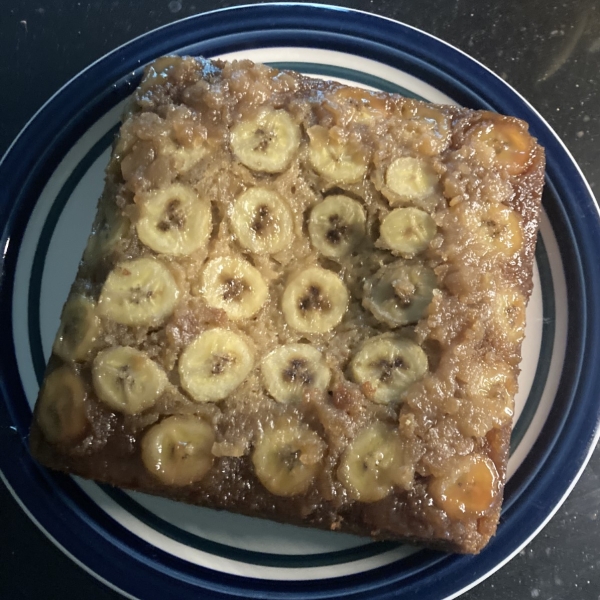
[30,56,545,554]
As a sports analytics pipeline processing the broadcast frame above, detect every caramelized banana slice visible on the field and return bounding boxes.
[363,261,437,327]
[92,346,168,414]
[281,267,349,333]
[141,415,215,486]
[351,334,428,404]
[83,208,129,264]
[202,256,268,320]
[135,184,212,256]
[331,87,388,124]
[252,421,325,496]
[378,207,437,257]
[429,454,500,520]
[401,103,451,155]
[53,296,100,362]
[477,204,523,258]
[338,423,413,502]
[458,361,517,436]
[308,125,368,184]
[308,195,366,259]
[490,285,527,345]
[160,137,207,173]
[231,109,300,173]
[452,202,524,260]
[230,187,294,255]
[385,156,439,205]
[469,120,534,175]
[99,257,180,327]
[261,344,330,403]
[36,365,88,445]
[178,328,254,402]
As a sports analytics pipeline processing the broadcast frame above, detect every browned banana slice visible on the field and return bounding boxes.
[52,296,100,362]
[454,202,523,259]
[36,365,88,445]
[490,285,527,345]
[468,119,534,175]
[457,360,517,436]
[331,87,388,124]
[429,454,500,520]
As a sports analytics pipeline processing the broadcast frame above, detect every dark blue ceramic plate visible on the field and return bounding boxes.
[1,4,599,599]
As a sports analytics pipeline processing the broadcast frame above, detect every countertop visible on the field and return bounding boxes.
[1,1,599,598]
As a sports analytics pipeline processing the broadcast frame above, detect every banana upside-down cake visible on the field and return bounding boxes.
[29,56,545,554]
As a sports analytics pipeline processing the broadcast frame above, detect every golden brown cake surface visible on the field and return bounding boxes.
[29,56,545,554]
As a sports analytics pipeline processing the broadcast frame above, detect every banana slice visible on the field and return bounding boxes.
[350,335,428,404]
[261,344,331,403]
[230,108,300,173]
[490,286,526,345]
[53,296,100,362]
[308,195,366,259]
[429,454,499,520]
[307,125,368,184]
[161,138,207,173]
[230,187,294,255]
[281,267,349,334]
[99,257,180,327]
[36,365,88,445]
[459,361,516,436]
[469,120,533,175]
[330,87,388,124]
[475,204,523,258]
[135,184,212,256]
[178,328,254,402]
[252,421,324,496]
[92,346,168,414]
[141,415,215,486]
[378,207,436,257]
[363,261,437,327]
[385,157,439,204]
[202,256,268,320]
[83,208,129,264]
[470,361,516,410]
[404,103,451,155]
[338,423,413,502]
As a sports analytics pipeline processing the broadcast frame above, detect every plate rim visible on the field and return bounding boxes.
[1,3,600,600]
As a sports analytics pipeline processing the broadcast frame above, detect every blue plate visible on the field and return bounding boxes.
[1,4,600,599]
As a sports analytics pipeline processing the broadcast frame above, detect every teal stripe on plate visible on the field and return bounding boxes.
[100,485,403,568]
